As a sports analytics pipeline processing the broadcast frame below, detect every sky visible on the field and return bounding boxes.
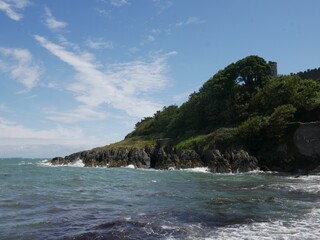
[1,0,320,158]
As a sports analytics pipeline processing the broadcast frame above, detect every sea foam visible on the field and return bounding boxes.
[38,159,85,167]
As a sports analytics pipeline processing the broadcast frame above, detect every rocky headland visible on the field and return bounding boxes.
[52,56,320,174]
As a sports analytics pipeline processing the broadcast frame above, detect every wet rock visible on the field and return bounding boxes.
[203,149,258,173]
[128,149,151,168]
[203,150,231,173]
[229,150,259,172]
[51,157,66,165]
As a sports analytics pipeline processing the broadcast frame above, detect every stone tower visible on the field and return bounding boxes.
[268,61,278,76]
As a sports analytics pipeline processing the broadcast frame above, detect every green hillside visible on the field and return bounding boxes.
[120,55,320,156]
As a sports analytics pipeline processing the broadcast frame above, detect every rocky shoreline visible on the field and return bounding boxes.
[52,147,259,173]
[52,122,320,173]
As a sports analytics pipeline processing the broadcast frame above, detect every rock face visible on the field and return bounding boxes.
[203,149,258,173]
[51,146,258,173]
[258,122,320,173]
[294,122,320,159]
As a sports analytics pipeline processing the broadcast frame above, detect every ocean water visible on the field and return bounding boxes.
[0,158,319,240]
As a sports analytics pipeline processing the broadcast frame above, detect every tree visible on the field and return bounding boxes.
[267,104,297,139]
[234,55,271,89]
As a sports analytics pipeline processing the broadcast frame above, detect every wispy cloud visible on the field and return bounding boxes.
[0,0,30,21]
[110,0,129,7]
[86,38,114,49]
[44,6,68,30]
[152,0,172,14]
[45,106,108,123]
[0,47,43,91]
[34,35,176,122]
[94,7,110,18]
[57,35,79,51]
[175,16,206,27]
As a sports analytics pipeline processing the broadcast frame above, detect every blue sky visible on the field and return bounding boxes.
[0,0,320,157]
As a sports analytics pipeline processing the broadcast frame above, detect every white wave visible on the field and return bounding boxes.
[125,164,135,169]
[271,175,320,194]
[287,174,320,181]
[182,167,210,173]
[38,159,55,167]
[161,225,176,230]
[210,208,320,240]
[69,159,85,167]
[18,161,33,166]
[38,159,84,167]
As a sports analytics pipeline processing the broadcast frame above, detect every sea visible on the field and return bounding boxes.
[0,158,320,240]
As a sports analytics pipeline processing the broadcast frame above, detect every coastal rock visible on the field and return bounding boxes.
[229,150,259,172]
[203,150,231,173]
[203,149,258,173]
[151,148,203,169]
[177,150,203,169]
[51,157,67,165]
[52,147,256,173]
[128,149,151,168]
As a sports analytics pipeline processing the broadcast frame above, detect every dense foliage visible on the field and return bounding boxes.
[126,55,320,153]
[297,67,320,81]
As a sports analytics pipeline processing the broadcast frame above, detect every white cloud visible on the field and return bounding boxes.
[0,47,43,91]
[45,106,108,123]
[175,16,206,27]
[0,117,81,143]
[0,117,105,157]
[0,0,30,21]
[44,7,67,30]
[0,144,87,158]
[110,0,129,7]
[86,38,114,49]
[34,35,175,122]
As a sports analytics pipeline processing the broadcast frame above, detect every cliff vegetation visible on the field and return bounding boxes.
[125,56,320,155]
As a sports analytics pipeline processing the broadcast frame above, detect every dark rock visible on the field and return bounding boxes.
[203,150,231,173]
[177,150,203,169]
[294,122,320,158]
[128,149,151,168]
[230,150,259,172]
[203,149,258,173]
[51,157,65,165]
[52,146,258,173]
[258,122,320,173]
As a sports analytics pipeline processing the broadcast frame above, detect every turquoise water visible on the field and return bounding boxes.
[0,158,319,239]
